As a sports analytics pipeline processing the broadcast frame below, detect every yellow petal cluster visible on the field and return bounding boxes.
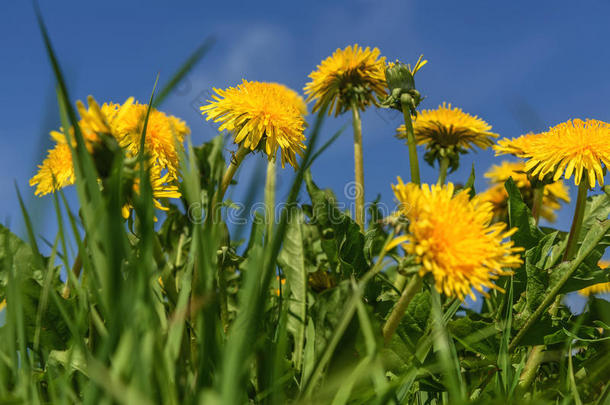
[397,102,498,150]
[111,102,190,181]
[391,179,523,301]
[30,96,133,196]
[304,44,386,116]
[121,162,182,219]
[479,161,570,222]
[30,96,185,214]
[200,80,307,168]
[494,119,610,187]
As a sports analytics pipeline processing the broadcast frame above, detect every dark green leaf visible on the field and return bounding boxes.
[505,177,543,250]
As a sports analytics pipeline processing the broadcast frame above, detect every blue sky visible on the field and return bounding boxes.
[3,0,610,245]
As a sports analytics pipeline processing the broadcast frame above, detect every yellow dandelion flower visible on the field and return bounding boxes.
[29,143,76,196]
[30,96,183,215]
[0,299,6,312]
[494,119,610,188]
[391,179,523,301]
[110,102,190,181]
[578,261,610,296]
[397,102,498,150]
[484,161,531,188]
[304,44,386,116]
[480,161,570,222]
[493,132,542,157]
[121,162,181,219]
[29,96,132,195]
[478,185,509,220]
[200,80,307,168]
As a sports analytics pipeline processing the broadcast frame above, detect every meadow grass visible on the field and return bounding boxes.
[1,8,610,405]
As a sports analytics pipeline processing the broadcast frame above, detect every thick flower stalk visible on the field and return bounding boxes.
[201,81,307,332]
[391,179,523,301]
[381,57,427,185]
[304,44,386,230]
[397,103,498,182]
[480,161,570,223]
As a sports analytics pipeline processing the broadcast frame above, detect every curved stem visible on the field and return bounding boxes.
[531,186,544,226]
[61,251,82,299]
[351,104,365,231]
[400,96,420,186]
[438,156,450,185]
[210,144,250,333]
[219,145,250,204]
[265,159,277,244]
[383,274,422,344]
[508,199,610,352]
[563,178,589,261]
[517,178,589,385]
[518,345,545,391]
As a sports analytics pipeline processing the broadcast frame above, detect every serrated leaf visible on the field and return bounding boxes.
[505,177,544,250]
[448,316,498,359]
[0,224,45,301]
[277,209,308,371]
[304,171,368,277]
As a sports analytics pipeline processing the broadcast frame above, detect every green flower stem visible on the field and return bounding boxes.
[563,178,590,261]
[430,288,464,402]
[400,97,421,185]
[211,144,250,333]
[61,251,82,299]
[531,186,545,225]
[218,145,251,206]
[518,180,587,389]
[265,159,277,244]
[382,273,422,344]
[518,345,545,391]
[508,199,610,353]
[351,104,366,231]
[438,156,450,185]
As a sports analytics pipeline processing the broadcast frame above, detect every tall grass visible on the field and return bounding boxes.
[1,8,610,405]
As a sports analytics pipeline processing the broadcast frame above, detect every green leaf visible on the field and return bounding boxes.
[582,192,610,234]
[0,225,71,351]
[524,233,556,311]
[364,197,389,262]
[304,171,368,277]
[448,315,498,359]
[505,177,543,250]
[463,163,476,198]
[546,192,610,268]
[277,209,309,372]
[47,347,88,377]
[0,225,45,302]
[549,221,610,294]
[397,290,431,344]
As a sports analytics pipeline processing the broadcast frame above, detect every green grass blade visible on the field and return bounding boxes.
[153,37,215,108]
